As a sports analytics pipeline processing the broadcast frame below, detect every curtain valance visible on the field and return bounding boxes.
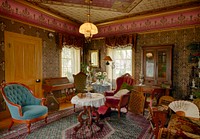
[105,34,137,48]
[57,33,84,49]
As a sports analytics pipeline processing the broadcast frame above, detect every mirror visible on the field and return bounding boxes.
[89,50,99,67]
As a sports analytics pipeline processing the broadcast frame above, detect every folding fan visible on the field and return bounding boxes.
[169,100,199,119]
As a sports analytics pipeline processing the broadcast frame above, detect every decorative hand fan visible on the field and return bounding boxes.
[169,100,199,119]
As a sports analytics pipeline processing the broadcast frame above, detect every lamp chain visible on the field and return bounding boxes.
[87,0,92,22]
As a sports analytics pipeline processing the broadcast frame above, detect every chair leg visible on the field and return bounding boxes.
[118,108,121,118]
[125,106,129,113]
[45,117,48,123]
[27,123,31,134]
[8,120,14,131]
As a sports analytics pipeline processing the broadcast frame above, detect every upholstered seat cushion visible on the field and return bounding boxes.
[114,89,129,97]
[106,96,120,106]
[98,105,111,115]
[14,105,48,120]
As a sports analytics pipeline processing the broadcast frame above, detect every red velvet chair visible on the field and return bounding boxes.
[104,73,135,118]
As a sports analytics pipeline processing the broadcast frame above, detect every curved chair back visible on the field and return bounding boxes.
[2,83,39,107]
[73,72,87,93]
[115,73,135,93]
[158,95,175,106]
[1,82,48,133]
[104,73,135,118]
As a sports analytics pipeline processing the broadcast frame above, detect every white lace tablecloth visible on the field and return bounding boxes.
[71,93,105,108]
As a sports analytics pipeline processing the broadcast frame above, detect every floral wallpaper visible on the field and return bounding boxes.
[136,27,200,99]
[0,17,60,82]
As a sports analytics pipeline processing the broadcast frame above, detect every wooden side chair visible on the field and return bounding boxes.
[129,90,145,114]
[148,106,168,139]
[158,96,175,106]
[73,72,87,111]
[1,82,48,134]
[73,72,87,93]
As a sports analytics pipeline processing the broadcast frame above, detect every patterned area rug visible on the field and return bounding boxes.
[0,107,152,139]
[63,121,114,139]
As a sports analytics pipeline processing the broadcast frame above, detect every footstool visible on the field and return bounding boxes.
[98,105,111,119]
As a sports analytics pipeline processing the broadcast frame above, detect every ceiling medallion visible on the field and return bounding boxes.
[79,0,98,42]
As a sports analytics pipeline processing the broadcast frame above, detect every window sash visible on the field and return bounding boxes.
[61,47,80,82]
[107,46,132,89]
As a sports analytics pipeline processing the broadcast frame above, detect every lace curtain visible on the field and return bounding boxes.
[106,46,132,89]
[61,46,80,82]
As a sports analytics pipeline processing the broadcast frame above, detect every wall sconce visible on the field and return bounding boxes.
[103,56,112,65]
[0,22,6,31]
[146,52,153,58]
[48,32,54,41]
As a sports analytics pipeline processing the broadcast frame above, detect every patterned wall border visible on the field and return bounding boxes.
[0,0,199,37]
[0,0,79,35]
[96,7,200,37]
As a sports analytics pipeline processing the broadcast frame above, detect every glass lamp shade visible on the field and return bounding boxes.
[79,22,98,38]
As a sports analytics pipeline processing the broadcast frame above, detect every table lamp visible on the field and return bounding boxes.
[103,56,112,65]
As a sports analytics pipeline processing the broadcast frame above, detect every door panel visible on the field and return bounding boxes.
[5,31,42,98]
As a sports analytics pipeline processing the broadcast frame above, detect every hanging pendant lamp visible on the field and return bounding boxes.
[79,0,98,41]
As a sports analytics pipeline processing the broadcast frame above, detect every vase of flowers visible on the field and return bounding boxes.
[95,72,107,84]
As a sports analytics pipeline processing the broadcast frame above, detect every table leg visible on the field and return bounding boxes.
[74,106,88,132]
[74,106,104,134]
[91,107,104,131]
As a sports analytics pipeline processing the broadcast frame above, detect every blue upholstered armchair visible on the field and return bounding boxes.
[1,82,48,133]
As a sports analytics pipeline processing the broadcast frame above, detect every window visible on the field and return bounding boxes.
[107,46,132,88]
[61,47,80,82]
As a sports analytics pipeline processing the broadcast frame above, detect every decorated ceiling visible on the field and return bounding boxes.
[0,0,200,37]
[26,0,200,24]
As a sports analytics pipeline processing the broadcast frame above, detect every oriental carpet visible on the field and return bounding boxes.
[0,106,152,139]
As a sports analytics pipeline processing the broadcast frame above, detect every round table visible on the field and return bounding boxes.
[71,93,106,134]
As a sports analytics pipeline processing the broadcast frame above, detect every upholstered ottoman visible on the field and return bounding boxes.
[97,105,111,119]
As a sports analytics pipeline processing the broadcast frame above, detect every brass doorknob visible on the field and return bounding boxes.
[36,79,40,83]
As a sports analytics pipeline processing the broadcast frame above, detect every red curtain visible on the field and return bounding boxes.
[105,34,137,48]
[57,33,85,49]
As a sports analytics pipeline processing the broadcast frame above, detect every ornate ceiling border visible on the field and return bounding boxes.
[0,0,80,35]
[0,0,199,37]
[96,6,200,37]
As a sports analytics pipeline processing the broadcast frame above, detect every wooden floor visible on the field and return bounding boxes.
[0,102,73,130]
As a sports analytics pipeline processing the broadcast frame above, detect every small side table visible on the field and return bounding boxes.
[71,93,106,135]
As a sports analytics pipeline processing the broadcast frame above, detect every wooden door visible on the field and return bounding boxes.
[4,31,42,98]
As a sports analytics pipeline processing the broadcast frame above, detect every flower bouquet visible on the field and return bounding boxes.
[95,71,107,84]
